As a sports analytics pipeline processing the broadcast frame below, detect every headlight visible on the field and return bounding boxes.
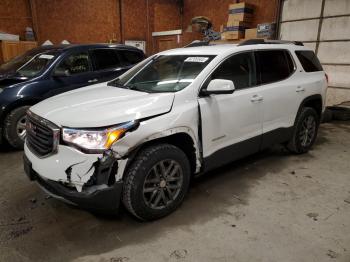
[62,121,137,152]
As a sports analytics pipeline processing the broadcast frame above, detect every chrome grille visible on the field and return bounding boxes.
[26,111,60,157]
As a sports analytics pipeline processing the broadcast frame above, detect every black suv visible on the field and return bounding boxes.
[0,44,145,149]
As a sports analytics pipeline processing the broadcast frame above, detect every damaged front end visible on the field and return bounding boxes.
[23,114,140,212]
[24,144,128,212]
[65,150,118,192]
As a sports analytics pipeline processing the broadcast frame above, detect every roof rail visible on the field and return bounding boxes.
[184,40,210,48]
[238,39,304,46]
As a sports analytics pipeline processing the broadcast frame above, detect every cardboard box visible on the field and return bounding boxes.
[222,21,250,40]
[228,2,254,22]
[244,28,257,40]
[225,21,250,32]
[221,30,244,40]
[227,14,253,24]
[257,23,276,39]
[227,19,251,28]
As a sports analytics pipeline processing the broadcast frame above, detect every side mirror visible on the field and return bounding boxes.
[53,68,70,77]
[201,79,235,96]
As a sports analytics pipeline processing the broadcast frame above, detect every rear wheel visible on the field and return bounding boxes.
[287,107,319,154]
[4,106,30,149]
[122,144,191,221]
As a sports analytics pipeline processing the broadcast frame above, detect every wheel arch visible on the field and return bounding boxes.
[1,98,39,122]
[295,94,323,124]
[123,130,201,177]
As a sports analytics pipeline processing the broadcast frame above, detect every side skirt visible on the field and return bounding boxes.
[202,135,261,173]
[201,126,294,173]
[260,126,294,150]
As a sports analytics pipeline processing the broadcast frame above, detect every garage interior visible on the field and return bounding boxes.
[0,0,350,261]
[1,0,349,105]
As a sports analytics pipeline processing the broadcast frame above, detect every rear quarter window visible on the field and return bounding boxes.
[295,50,323,72]
[118,50,144,66]
[91,49,121,70]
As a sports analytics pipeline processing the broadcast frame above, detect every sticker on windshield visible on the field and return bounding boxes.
[185,57,209,63]
[39,54,54,59]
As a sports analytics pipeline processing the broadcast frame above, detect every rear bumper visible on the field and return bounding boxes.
[24,153,124,212]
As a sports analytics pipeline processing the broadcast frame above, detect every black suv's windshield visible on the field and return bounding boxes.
[109,55,215,93]
[0,50,59,78]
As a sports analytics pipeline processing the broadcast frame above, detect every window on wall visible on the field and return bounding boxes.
[256,50,295,85]
[295,50,323,72]
[55,52,90,75]
[211,52,257,89]
[91,49,121,70]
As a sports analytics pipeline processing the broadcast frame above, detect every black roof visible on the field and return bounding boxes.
[238,39,304,46]
[30,43,143,53]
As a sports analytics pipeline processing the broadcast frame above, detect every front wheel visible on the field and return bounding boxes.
[122,144,191,221]
[287,107,319,154]
[4,106,30,149]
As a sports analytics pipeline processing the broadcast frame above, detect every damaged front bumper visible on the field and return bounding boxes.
[23,143,126,212]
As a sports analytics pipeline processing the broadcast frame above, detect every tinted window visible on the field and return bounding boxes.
[256,50,294,85]
[118,50,144,66]
[55,52,90,75]
[211,52,256,89]
[296,50,323,72]
[91,49,121,70]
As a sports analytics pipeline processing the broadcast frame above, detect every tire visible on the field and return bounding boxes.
[122,143,191,221]
[321,107,333,123]
[328,106,350,121]
[287,107,319,154]
[3,106,30,149]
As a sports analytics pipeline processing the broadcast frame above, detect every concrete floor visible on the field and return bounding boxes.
[0,122,349,262]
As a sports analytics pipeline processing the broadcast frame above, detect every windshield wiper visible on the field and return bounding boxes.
[107,79,131,89]
[107,80,147,92]
[107,79,119,87]
[128,86,153,93]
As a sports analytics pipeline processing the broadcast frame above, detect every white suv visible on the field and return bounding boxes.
[23,40,327,221]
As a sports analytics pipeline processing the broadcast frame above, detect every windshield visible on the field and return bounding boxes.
[109,55,215,93]
[0,50,59,78]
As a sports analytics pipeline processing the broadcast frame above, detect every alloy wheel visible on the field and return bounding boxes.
[16,115,27,140]
[299,115,316,147]
[143,159,183,210]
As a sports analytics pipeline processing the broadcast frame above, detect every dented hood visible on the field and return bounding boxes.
[30,83,175,128]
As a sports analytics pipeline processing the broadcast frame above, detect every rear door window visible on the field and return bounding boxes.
[295,50,323,72]
[91,49,121,70]
[256,50,295,85]
[55,52,91,75]
[118,50,144,66]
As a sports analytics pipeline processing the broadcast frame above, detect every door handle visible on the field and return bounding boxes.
[296,86,305,92]
[251,95,263,103]
[88,78,98,83]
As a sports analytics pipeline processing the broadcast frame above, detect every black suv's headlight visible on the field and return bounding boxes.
[62,121,137,153]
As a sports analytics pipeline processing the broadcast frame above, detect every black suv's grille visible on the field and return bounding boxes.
[26,112,59,157]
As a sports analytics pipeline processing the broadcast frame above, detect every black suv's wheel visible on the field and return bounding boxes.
[287,107,319,154]
[4,106,30,149]
[122,143,191,221]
